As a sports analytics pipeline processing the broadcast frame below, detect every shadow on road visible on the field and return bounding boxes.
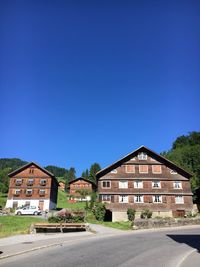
[167,235,200,252]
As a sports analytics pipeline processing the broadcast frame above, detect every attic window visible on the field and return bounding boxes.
[29,168,34,174]
[138,152,147,160]
[111,169,117,174]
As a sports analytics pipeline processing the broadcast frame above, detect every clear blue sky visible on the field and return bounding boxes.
[0,0,200,175]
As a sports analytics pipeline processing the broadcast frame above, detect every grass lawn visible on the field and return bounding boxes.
[57,189,86,210]
[0,193,7,208]
[86,211,132,230]
[0,216,45,238]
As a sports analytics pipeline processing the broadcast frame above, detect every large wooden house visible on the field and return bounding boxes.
[96,146,193,222]
[5,162,58,211]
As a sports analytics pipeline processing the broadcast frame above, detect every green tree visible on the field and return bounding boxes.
[75,188,91,200]
[0,167,11,193]
[45,165,67,177]
[82,169,89,179]
[162,132,200,201]
[89,163,101,184]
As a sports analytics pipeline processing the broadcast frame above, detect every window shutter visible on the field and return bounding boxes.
[111,195,114,203]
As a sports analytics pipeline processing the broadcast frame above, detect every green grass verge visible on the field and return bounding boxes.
[57,189,86,210]
[86,211,132,230]
[0,216,45,238]
[0,193,7,208]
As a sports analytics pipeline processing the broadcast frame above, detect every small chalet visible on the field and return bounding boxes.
[69,177,96,201]
[96,146,193,222]
[6,162,58,211]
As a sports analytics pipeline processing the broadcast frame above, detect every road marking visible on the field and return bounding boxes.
[176,249,197,267]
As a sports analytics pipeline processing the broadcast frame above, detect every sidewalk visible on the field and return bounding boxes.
[0,231,93,259]
[0,223,124,259]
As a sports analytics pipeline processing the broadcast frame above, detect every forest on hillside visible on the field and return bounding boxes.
[0,132,199,200]
[0,157,101,193]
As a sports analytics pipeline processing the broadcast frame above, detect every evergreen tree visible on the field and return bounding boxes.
[89,163,101,184]
[162,132,200,201]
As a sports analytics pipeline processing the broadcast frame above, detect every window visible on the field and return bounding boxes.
[111,169,117,174]
[27,179,34,185]
[39,189,45,196]
[40,179,47,186]
[134,180,143,188]
[153,195,162,203]
[173,181,182,189]
[131,157,136,161]
[175,196,184,204]
[134,195,143,203]
[102,181,111,188]
[138,152,147,160]
[14,189,21,196]
[152,181,161,188]
[119,180,128,189]
[170,170,177,174]
[126,165,135,173]
[139,165,148,173]
[102,195,111,202]
[15,179,22,185]
[29,168,34,174]
[119,195,128,203]
[26,189,33,196]
[152,165,162,173]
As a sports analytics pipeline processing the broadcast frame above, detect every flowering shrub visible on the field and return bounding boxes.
[48,208,85,223]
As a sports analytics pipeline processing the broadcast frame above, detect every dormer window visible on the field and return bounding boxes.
[111,169,117,174]
[138,152,147,160]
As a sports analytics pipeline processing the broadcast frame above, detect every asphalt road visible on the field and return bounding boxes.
[0,227,200,267]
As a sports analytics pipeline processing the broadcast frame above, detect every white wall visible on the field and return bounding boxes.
[6,199,52,210]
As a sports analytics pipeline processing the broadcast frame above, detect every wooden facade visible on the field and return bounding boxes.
[96,146,193,221]
[6,162,58,211]
[69,177,96,199]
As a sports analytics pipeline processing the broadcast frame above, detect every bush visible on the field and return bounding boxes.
[93,203,106,221]
[127,208,136,221]
[48,208,85,223]
[140,209,153,219]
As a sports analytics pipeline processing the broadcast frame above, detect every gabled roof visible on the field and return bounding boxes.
[8,162,58,184]
[69,177,96,187]
[96,145,192,179]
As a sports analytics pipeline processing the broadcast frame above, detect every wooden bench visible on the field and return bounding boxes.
[32,223,88,233]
